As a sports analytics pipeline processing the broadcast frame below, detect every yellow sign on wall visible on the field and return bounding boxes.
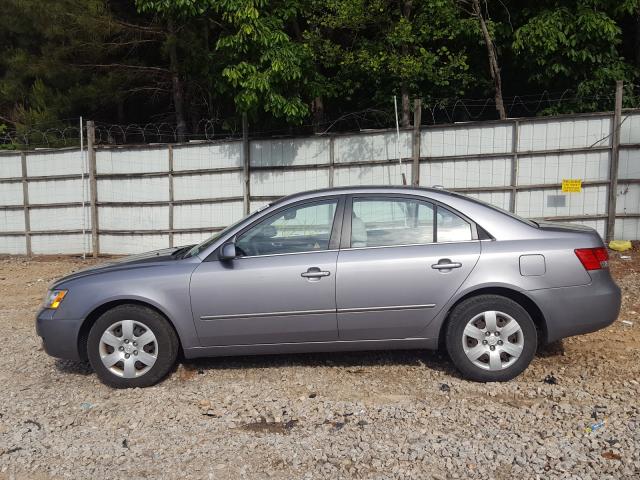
[562,179,582,193]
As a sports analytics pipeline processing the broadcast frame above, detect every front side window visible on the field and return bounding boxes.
[236,200,338,256]
[351,198,435,247]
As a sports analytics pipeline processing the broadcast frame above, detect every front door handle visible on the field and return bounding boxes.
[431,259,462,270]
[301,267,331,278]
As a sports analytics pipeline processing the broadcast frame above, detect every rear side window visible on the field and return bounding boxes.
[350,197,474,247]
[351,198,435,247]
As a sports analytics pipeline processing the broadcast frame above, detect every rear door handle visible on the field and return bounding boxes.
[301,267,331,278]
[431,259,462,270]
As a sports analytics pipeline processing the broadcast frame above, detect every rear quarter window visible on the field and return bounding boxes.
[437,208,472,242]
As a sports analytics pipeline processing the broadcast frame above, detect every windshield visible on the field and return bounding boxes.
[182,204,271,258]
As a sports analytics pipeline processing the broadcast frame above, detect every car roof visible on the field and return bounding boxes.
[274,185,455,203]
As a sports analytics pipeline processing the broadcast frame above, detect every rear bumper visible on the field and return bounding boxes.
[529,273,621,343]
[36,309,84,361]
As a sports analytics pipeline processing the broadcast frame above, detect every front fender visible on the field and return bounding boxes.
[54,262,201,350]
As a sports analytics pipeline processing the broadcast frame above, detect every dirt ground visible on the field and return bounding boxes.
[0,250,639,479]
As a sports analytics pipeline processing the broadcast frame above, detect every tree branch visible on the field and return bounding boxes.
[123,87,171,94]
[0,114,16,125]
[111,19,165,36]
[471,0,506,119]
[74,64,171,75]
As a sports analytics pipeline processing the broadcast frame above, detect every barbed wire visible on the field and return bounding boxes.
[0,89,635,149]
[422,90,621,124]
[92,118,229,145]
[0,118,234,149]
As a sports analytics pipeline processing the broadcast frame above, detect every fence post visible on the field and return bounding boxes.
[412,98,422,186]
[606,81,623,242]
[242,112,250,215]
[328,136,335,188]
[509,120,519,213]
[168,145,174,247]
[87,121,99,257]
[20,152,32,256]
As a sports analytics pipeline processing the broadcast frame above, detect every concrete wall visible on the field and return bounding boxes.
[1,110,639,255]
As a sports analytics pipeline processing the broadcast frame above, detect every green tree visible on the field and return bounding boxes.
[0,0,222,145]
[3,0,640,144]
[513,0,639,112]
[137,0,318,124]
[307,0,475,126]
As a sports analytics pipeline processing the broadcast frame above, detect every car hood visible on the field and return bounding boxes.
[50,246,190,288]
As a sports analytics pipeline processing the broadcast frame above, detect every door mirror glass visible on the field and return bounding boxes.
[219,242,237,260]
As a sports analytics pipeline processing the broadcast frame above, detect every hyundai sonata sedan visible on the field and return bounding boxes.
[36,186,621,388]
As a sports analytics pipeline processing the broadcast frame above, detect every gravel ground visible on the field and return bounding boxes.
[1,251,639,480]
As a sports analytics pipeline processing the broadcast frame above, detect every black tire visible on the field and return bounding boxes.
[445,294,537,382]
[87,304,179,388]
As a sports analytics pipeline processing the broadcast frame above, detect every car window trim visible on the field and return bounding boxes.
[205,195,345,261]
[340,193,478,249]
[340,239,480,252]
[230,248,340,261]
[435,203,477,243]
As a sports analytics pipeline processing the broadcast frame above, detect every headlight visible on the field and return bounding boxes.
[43,289,68,309]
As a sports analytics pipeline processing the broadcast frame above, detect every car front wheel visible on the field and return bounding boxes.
[445,295,537,382]
[87,304,179,388]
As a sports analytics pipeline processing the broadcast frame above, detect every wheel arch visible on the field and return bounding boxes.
[77,299,184,361]
[438,286,548,350]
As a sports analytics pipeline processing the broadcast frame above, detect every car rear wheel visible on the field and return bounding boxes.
[87,305,179,388]
[445,295,537,382]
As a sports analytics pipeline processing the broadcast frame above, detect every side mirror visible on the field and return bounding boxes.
[219,242,237,260]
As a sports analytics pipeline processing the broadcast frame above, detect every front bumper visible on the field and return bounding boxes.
[36,309,84,361]
[529,272,621,343]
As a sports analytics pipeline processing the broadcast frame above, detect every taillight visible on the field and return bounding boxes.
[574,247,609,270]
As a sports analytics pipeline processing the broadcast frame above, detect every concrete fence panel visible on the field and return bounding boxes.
[1,109,640,255]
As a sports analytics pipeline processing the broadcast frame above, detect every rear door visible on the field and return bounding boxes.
[336,195,480,340]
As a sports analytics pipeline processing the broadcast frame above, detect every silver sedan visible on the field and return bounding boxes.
[37,186,621,388]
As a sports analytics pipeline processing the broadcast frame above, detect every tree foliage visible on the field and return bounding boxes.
[513,0,639,112]
[1,0,639,141]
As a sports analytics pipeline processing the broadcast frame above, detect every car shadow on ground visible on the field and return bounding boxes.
[53,340,565,381]
[54,359,93,376]
[537,339,565,358]
[181,340,565,376]
[51,349,459,378]
[181,349,460,378]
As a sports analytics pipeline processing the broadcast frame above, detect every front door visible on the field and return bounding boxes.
[336,196,481,340]
[190,198,342,346]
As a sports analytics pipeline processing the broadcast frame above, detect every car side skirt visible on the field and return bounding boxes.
[183,337,437,359]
